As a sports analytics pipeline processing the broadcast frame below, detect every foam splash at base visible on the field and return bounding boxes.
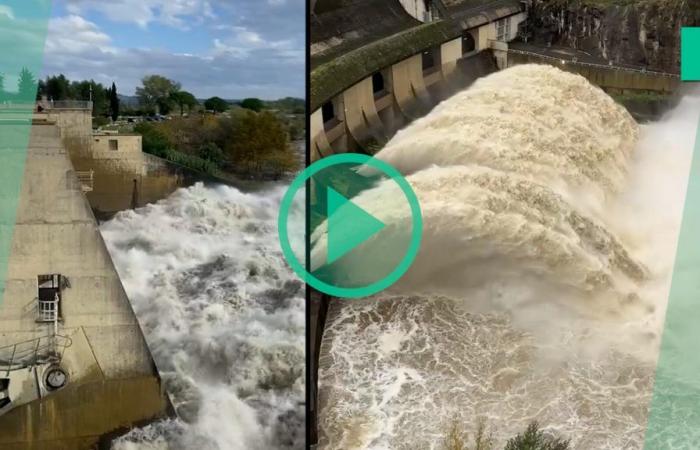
[101,183,305,450]
[317,65,699,449]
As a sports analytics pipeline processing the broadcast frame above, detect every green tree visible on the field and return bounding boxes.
[441,420,569,450]
[240,97,264,112]
[198,142,224,165]
[224,110,297,174]
[204,96,229,113]
[442,418,493,450]
[45,74,71,101]
[109,81,120,121]
[36,78,45,100]
[504,423,570,450]
[136,75,181,115]
[134,122,171,157]
[170,90,198,116]
[0,73,4,96]
[17,67,37,101]
[71,80,108,116]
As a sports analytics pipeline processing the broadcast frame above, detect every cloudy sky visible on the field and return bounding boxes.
[42,0,304,99]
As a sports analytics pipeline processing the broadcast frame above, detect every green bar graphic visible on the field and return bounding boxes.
[682,27,700,81]
[0,1,52,305]
[644,115,700,447]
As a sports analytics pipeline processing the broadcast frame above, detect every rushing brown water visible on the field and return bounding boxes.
[103,183,305,450]
[317,65,698,449]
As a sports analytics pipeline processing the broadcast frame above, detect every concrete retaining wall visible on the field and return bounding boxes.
[0,123,170,448]
[310,49,498,160]
[507,51,680,93]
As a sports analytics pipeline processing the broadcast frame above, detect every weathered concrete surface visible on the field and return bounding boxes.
[0,376,167,449]
[526,0,699,74]
[507,45,680,93]
[69,152,189,217]
[33,108,193,217]
[310,49,498,160]
[0,122,170,448]
[91,133,142,154]
[311,0,420,68]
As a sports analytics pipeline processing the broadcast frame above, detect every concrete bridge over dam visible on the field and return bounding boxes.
[309,0,681,446]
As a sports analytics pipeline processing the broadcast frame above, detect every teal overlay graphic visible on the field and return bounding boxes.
[681,27,700,81]
[326,187,385,264]
[644,116,700,447]
[0,1,52,306]
[278,153,422,298]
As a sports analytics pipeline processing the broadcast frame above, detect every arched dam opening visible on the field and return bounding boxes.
[315,64,698,449]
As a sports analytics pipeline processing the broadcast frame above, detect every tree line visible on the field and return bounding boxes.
[0,67,40,102]
[12,71,302,178]
[136,109,300,179]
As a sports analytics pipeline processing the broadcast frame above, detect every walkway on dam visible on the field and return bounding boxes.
[508,41,680,78]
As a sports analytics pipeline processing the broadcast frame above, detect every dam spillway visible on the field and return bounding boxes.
[315,65,696,449]
[104,183,306,450]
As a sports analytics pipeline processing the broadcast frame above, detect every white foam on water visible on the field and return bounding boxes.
[317,65,700,449]
[102,183,305,450]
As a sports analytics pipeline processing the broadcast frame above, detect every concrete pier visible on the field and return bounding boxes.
[0,122,170,449]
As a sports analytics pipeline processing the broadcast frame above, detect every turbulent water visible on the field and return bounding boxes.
[101,183,305,450]
[317,65,699,449]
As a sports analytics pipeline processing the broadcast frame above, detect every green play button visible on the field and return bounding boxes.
[278,153,423,298]
[326,187,385,264]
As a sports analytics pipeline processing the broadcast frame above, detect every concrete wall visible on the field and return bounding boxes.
[507,52,680,93]
[69,151,189,217]
[91,134,142,155]
[35,113,187,216]
[309,12,527,162]
[36,110,92,149]
[310,47,499,160]
[0,123,169,448]
[440,37,464,78]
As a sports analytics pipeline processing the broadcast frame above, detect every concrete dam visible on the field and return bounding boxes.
[309,0,687,448]
[0,102,305,449]
[0,118,171,449]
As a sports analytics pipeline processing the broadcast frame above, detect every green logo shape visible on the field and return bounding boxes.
[327,187,385,264]
[643,104,700,447]
[278,153,422,298]
[681,27,700,81]
[0,1,52,306]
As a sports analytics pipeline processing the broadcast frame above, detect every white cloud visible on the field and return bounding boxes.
[41,0,305,99]
[42,14,303,99]
[64,0,216,29]
[0,5,15,20]
[45,15,115,55]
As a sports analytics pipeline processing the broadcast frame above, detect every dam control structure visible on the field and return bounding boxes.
[0,106,172,448]
[310,0,680,163]
[308,0,684,446]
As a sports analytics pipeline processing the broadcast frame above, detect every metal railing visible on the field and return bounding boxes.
[75,170,94,192]
[0,335,72,376]
[507,47,680,78]
[37,299,59,322]
[42,100,93,110]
